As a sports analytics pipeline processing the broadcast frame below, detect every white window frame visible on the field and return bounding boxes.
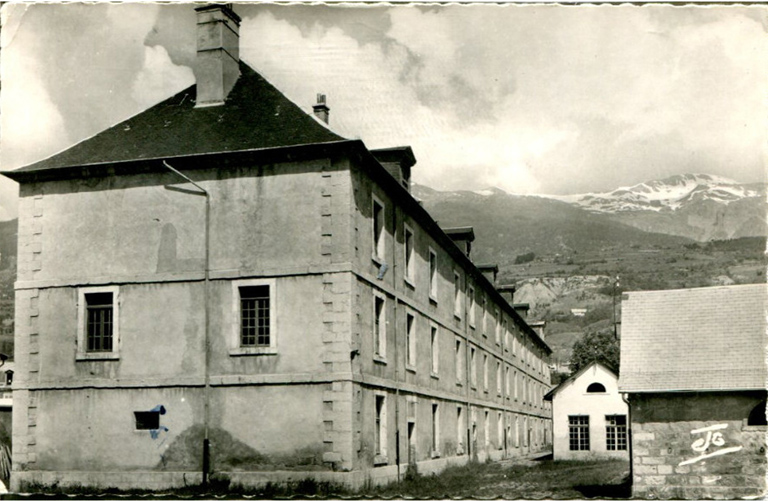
[503,319,509,351]
[428,247,438,302]
[496,360,502,395]
[406,309,416,370]
[505,365,511,398]
[484,410,490,447]
[431,401,441,457]
[230,278,277,356]
[468,285,476,329]
[457,405,465,454]
[483,353,489,392]
[453,271,462,319]
[77,285,120,361]
[404,222,415,286]
[494,308,501,345]
[373,291,387,362]
[374,391,388,463]
[430,322,439,377]
[482,297,488,338]
[372,194,386,264]
[470,345,477,388]
[497,412,504,450]
[455,338,463,385]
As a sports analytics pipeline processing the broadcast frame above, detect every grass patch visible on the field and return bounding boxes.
[8,458,630,499]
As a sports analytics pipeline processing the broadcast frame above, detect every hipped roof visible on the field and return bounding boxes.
[6,61,344,178]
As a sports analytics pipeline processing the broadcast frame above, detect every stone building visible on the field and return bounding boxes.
[544,361,628,460]
[1,5,552,491]
[619,284,767,499]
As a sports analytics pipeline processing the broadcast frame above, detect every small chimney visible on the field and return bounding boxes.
[477,264,498,284]
[529,320,546,340]
[497,284,516,304]
[313,94,330,124]
[513,303,530,318]
[443,227,475,257]
[194,4,241,108]
[371,147,417,192]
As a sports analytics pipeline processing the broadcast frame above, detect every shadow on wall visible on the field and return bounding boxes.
[157,425,329,472]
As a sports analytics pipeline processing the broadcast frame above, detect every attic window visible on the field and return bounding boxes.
[748,400,767,426]
[586,383,606,393]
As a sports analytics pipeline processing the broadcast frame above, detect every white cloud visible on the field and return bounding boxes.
[131,45,195,108]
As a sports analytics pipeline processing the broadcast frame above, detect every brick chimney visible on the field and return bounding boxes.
[313,94,330,124]
[194,4,241,108]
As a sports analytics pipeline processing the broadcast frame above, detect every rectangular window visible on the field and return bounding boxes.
[483,354,489,391]
[503,320,509,351]
[239,285,270,347]
[230,279,277,356]
[373,196,385,262]
[375,393,387,459]
[429,248,438,300]
[374,294,386,359]
[134,411,160,430]
[453,271,462,318]
[514,371,519,400]
[77,286,120,360]
[406,311,416,369]
[431,403,440,456]
[482,298,488,337]
[496,360,502,395]
[505,366,510,398]
[407,397,417,461]
[457,406,465,454]
[515,416,520,447]
[86,292,114,352]
[497,412,504,450]
[606,415,628,451]
[431,324,439,375]
[455,338,463,384]
[494,308,501,345]
[404,224,415,284]
[470,346,477,388]
[468,286,476,328]
[484,410,490,447]
[569,415,590,451]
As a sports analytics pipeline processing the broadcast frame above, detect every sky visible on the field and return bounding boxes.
[0,2,766,220]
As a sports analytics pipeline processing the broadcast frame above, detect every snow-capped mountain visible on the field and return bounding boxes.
[551,173,763,214]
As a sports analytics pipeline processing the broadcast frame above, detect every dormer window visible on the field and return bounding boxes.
[586,382,606,393]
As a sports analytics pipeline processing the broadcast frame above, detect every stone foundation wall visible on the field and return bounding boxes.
[632,420,766,499]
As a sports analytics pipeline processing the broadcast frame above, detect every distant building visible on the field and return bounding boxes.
[619,284,767,499]
[1,5,552,491]
[544,361,628,460]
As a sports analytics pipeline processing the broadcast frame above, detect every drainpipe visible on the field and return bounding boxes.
[622,392,633,487]
[162,161,211,486]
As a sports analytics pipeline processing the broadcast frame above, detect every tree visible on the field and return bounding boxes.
[569,329,620,375]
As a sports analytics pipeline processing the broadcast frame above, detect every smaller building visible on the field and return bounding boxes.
[619,284,767,499]
[544,361,628,460]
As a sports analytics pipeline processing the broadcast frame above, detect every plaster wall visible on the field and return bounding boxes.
[551,364,628,460]
[630,392,766,499]
[16,158,350,287]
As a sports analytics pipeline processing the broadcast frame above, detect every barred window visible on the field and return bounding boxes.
[240,285,270,347]
[569,415,590,451]
[606,415,627,451]
[86,292,113,352]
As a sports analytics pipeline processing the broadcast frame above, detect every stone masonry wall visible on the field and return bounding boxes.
[632,420,766,499]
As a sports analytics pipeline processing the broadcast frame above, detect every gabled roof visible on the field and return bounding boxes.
[6,61,344,177]
[544,360,617,401]
[618,283,768,393]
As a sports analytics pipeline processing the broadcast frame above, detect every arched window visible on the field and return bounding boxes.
[586,382,606,393]
[748,400,767,426]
